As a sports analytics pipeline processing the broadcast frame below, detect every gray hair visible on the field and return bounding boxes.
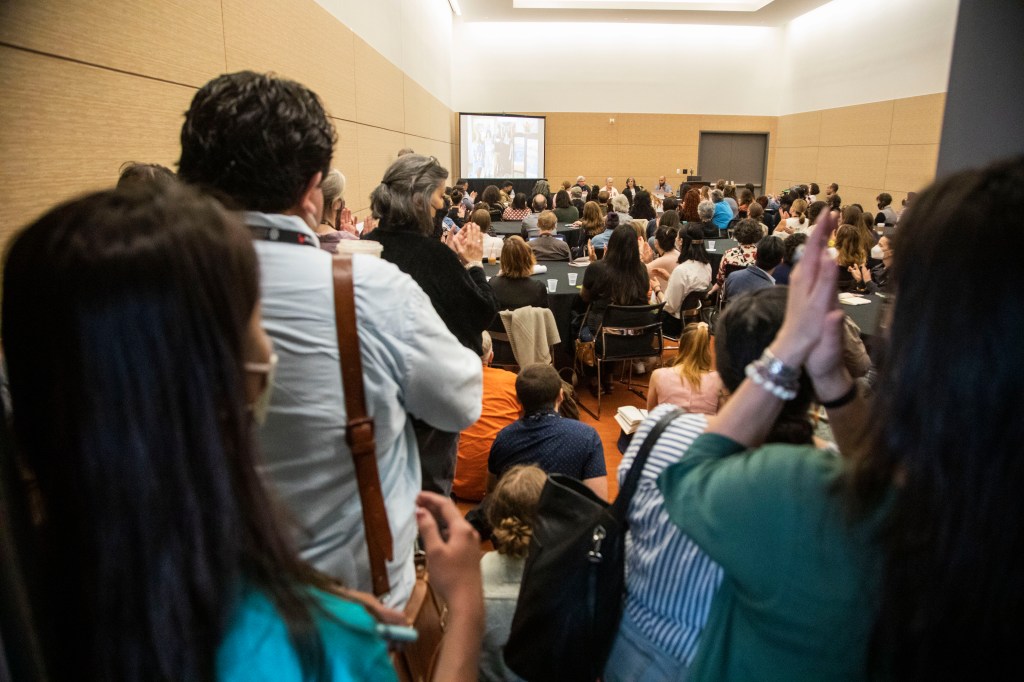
[710,189,724,202]
[611,194,630,212]
[370,154,448,235]
[569,186,583,198]
[481,331,493,360]
[531,179,551,197]
[321,169,345,221]
[698,199,715,221]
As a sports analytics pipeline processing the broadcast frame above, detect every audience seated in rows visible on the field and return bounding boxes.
[657,224,713,335]
[723,235,784,305]
[713,218,762,289]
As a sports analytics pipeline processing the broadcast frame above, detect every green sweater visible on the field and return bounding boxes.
[658,433,886,682]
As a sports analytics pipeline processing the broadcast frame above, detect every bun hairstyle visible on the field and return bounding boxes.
[486,465,547,559]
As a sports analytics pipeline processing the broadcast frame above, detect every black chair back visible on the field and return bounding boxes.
[599,303,665,361]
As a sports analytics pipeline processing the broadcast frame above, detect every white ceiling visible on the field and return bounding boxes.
[459,0,832,25]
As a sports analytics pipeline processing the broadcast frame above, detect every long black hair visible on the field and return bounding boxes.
[678,223,710,265]
[2,183,334,681]
[844,155,1024,678]
[603,224,649,305]
[629,190,657,221]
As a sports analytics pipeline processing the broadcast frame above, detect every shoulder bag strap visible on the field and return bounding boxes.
[332,256,394,597]
[610,407,682,519]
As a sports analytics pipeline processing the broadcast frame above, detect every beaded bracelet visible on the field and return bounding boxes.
[744,348,799,400]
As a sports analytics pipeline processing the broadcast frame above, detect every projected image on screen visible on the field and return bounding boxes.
[460,114,545,179]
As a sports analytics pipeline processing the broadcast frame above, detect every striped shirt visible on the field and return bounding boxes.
[618,404,723,664]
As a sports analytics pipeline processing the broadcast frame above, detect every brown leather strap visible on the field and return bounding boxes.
[332,256,394,597]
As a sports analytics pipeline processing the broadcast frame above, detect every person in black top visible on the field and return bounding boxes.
[367,154,498,494]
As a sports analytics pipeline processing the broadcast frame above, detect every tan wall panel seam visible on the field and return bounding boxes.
[329,116,451,145]
[0,41,200,92]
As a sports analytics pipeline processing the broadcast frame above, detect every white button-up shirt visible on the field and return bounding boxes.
[247,212,482,607]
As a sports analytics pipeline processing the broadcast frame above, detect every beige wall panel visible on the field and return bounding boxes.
[547,144,619,176]
[775,110,822,148]
[405,77,452,143]
[405,135,455,171]
[545,113,620,146]
[0,47,194,246]
[223,0,356,121]
[354,37,404,132]
[819,101,894,147]
[836,186,885,213]
[331,119,362,213]
[698,115,773,134]
[619,145,698,181]
[817,146,890,189]
[773,147,820,183]
[890,93,946,146]
[884,144,939,194]
[615,114,700,147]
[0,0,224,87]
[356,126,406,209]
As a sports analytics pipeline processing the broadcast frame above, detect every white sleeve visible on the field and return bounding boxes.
[663,265,685,315]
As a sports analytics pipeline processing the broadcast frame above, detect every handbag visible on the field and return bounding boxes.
[503,407,682,681]
[331,257,447,681]
[574,304,596,367]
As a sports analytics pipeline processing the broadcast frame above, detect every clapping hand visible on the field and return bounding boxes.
[339,207,357,235]
[448,222,484,264]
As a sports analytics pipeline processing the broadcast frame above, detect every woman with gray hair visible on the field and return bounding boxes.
[697,200,718,238]
[366,154,498,495]
[315,168,359,253]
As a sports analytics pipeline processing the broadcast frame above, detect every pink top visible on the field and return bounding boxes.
[649,368,723,415]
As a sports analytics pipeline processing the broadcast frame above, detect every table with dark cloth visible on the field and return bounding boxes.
[491,221,579,237]
[704,237,738,274]
[482,260,585,366]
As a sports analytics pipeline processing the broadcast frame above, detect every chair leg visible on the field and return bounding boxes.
[595,360,602,419]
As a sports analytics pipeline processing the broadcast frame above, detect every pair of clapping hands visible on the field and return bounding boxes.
[337,207,377,236]
[442,222,486,265]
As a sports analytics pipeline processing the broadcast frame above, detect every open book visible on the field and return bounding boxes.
[614,405,649,435]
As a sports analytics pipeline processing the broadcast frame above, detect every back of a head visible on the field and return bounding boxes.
[480,331,493,361]
[512,191,528,210]
[611,194,630,213]
[734,218,763,245]
[662,196,679,213]
[654,224,678,252]
[747,201,764,221]
[658,209,680,230]
[472,207,492,233]
[178,71,335,213]
[532,194,548,212]
[754,235,784,270]
[515,363,562,415]
[858,155,1024,679]
[582,201,603,231]
[714,286,813,443]
[791,199,809,221]
[482,185,501,205]
[841,204,863,227]
[555,189,570,209]
[500,235,535,278]
[396,146,415,157]
[372,153,449,235]
[697,199,715,222]
[320,168,346,220]
[117,161,176,189]
[486,465,547,558]
[710,189,724,202]
[597,190,609,204]
[782,232,808,265]
[0,182,319,678]
[807,200,828,225]
[537,210,557,232]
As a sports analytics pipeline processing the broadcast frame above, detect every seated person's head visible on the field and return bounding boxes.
[877,192,893,210]
[486,464,546,558]
[662,196,679,213]
[841,204,862,227]
[747,201,764,222]
[320,168,346,224]
[597,190,609,205]
[782,233,808,265]
[511,192,528,211]
[807,200,828,225]
[754,235,785,271]
[697,200,715,222]
[611,194,630,213]
[734,218,763,245]
[603,211,620,232]
[502,181,514,193]
[500,236,535,279]
[569,186,583,200]
[658,209,680,230]
[715,287,815,443]
[654,225,678,254]
[710,189,725,203]
[555,190,571,209]
[532,194,547,212]
[471,207,492,233]
[117,161,176,189]
[178,71,335,221]
[537,210,557,233]
[481,185,502,206]
[515,363,562,415]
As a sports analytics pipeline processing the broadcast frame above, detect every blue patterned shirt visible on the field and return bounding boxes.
[488,409,606,480]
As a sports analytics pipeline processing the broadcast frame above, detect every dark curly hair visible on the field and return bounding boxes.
[178,71,336,213]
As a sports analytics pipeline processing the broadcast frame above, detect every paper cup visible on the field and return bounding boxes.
[567,272,578,285]
[547,279,558,293]
[707,240,716,251]
[336,239,383,258]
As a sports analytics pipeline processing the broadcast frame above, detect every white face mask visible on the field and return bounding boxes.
[871,244,884,259]
[245,352,278,426]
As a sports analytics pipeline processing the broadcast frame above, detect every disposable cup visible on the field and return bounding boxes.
[336,239,383,258]
[567,272,578,286]
[547,279,558,293]
[708,240,716,251]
